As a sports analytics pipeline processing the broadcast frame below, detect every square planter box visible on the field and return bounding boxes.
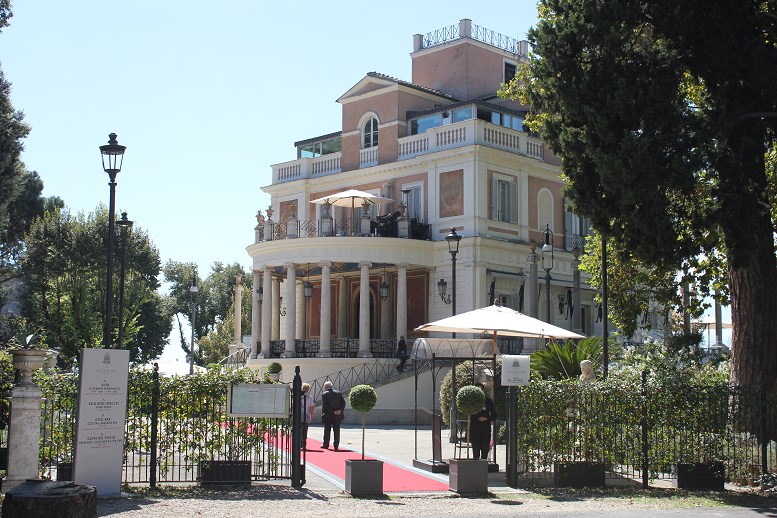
[345,459,383,496]
[554,461,605,487]
[199,460,252,486]
[677,462,725,491]
[448,458,488,493]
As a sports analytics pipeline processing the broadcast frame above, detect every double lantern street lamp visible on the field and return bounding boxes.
[116,212,133,349]
[100,133,126,348]
[437,228,463,321]
[541,223,554,324]
[189,280,199,375]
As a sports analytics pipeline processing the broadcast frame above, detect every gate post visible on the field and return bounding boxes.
[291,366,302,487]
[150,363,160,489]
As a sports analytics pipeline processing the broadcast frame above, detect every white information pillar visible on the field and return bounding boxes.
[73,348,130,497]
[358,261,372,357]
[318,261,332,357]
[283,264,297,357]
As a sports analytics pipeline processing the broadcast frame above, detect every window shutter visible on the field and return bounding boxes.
[509,181,519,224]
[491,178,498,220]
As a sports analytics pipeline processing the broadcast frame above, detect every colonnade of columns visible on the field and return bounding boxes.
[250,262,410,359]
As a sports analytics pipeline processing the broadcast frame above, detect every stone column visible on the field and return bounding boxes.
[283,264,297,357]
[358,261,372,357]
[251,270,261,359]
[261,266,272,358]
[338,277,347,338]
[233,275,242,354]
[272,278,281,340]
[396,264,408,339]
[527,244,539,319]
[296,278,305,339]
[318,261,332,357]
[380,270,391,338]
[3,349,48,492]
[527,244,539,350]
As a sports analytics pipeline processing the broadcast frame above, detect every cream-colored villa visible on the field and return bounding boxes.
[242,20,606,413]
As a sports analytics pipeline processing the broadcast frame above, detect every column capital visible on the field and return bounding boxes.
[359,261,372,268]
[319,260,332,268]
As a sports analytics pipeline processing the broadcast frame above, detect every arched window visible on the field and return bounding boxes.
[363,117,379,148]
[538,188,554,232]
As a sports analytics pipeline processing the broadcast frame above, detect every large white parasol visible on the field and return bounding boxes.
[415,303,586,341]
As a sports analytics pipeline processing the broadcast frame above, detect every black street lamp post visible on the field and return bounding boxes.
[445,228,462,317]
[116,212,133,349]
[541,224,554,323]
[189,279,199,375]
[100,133,126,348]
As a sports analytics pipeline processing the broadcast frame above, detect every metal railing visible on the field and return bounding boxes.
[267,338,395,359]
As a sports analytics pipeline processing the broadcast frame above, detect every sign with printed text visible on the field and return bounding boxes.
[73,348,130,497]
[501,354,531,386]
[227,383,290,418]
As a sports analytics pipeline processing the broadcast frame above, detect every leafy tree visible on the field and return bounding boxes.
[21,206,170,365]
[504,0,777,436]
[162,261,251,366]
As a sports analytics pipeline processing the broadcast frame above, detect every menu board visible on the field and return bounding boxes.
[73,348,130,497]
[228,383,290,418]
[501,354,531,386]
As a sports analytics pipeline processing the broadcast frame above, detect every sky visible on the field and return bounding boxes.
[2,1,540,276]
[2,2,541,362]
[1,2,730,360]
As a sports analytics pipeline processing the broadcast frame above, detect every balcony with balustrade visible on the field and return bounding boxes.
[270,118,544,185]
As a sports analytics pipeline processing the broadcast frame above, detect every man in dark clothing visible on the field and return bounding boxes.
[321,380,345,450]
[395,335,408,372]
[469,383,497,460]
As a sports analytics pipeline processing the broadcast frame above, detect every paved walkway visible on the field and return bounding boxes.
[301,424,516,493]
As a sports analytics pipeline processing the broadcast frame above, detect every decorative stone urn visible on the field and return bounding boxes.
[11,348,50,385]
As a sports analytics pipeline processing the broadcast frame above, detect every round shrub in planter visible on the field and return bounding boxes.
[346,384,382,496]
[266,362,282,381]
[450,385,488,493]
[456,385,485,417]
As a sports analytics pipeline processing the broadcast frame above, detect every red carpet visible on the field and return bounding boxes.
[302,438,448,492]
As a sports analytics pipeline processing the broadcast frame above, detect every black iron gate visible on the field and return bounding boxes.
[39,365,302,486]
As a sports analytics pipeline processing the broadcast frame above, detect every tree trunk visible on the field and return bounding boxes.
[720,119,777,441]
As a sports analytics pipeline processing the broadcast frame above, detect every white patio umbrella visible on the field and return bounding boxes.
[309,188,395,210]
[310,188,396,235]
[414,303,586,342]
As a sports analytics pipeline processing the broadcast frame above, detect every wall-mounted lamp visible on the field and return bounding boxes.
[256,286,263,304]
[279,296,286,317]
[437,278,452,305]
[558,293,566,315]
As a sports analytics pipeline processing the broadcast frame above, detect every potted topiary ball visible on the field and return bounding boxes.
[266,362,282,381]
[449,384,488,493]
[345,384,382,496]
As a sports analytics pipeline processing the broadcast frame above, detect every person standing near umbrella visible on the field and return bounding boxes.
[469,383,496,460]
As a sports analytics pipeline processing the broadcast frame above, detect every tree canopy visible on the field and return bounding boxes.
[21,206,171,365]
[504,0,777,436]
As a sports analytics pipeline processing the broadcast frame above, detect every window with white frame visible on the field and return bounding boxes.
[363,117,379,149]
[564,198,591,251]
[403,184,424,222]
[491,176,518,223]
